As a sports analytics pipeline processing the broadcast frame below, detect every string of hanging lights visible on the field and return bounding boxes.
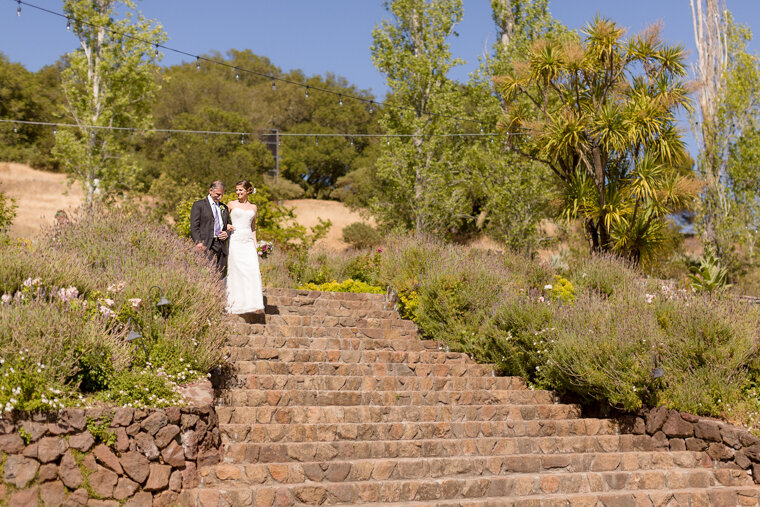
[0,118,516,143]
[10,0,499,131]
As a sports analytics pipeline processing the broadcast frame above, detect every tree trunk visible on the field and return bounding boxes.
[690,0,729,248]
[591,143,610,250]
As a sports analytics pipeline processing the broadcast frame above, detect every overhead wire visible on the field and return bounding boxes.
[10,0,505,131]
[0,118,514,141]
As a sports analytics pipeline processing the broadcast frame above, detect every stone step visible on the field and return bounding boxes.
[179,470,754,506]
[230,360,495,378]
[226,324,419,341]
[219,418,620,444]
[219,435,671,464]
[263,288,389,303]
[201,451,712,487]
[228,349,476,366]
[263,302,399,319]
[216,404,582,425]
[218,389,555,408]
[263,293,396,311]
[258,314,417,330]
[226,335,438,353]
[228,374,527,392]
[331,487,760,506]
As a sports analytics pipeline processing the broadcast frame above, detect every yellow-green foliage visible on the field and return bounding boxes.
[550,275,576,304]
[298,279,384,294]
[398,290,419,321]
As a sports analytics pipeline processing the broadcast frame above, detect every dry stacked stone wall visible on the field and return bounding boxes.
[0,406,219,506]
[619,406,760,482]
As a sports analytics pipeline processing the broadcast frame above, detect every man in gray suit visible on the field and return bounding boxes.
[190,180,234,276]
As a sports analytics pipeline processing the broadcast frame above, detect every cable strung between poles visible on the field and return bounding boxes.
[10,0,502,130]
[0,118,520,141]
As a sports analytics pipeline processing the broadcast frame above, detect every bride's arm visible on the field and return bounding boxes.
[251,205,258,244]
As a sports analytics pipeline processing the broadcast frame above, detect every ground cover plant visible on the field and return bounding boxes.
[0,206,227,413]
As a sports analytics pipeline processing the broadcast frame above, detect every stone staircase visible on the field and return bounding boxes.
[179,289,760,506]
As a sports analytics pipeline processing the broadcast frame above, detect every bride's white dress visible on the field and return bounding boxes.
[226,207,264,314]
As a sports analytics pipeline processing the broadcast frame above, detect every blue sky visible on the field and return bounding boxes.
[1,0,759,152]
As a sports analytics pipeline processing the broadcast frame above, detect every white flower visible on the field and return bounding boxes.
[544,284,553,291]
[644,293,655,304]
[128,298,142,308]
[98,305,116,319]
[107,281,126,293]
[103,298,115,307]
[1,294,11,304]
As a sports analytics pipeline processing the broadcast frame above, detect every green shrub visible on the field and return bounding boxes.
[548,275,576,304]
[570,253,638,298]
[397,290,419,321]
[344,251,382,286]
[262,175,305,200]
[491,297,556,383]
[0,190,16,236]
[94,367,183,408]
[542,292,663,411]
[655,296,758,415]
[687,249,731,293]
[298,279,384,294]
[260,248,296,288]
[342,222,382,249]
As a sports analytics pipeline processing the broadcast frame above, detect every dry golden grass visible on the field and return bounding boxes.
[0,162,84,239]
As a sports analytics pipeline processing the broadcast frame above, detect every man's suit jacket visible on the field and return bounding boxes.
[190,197,231,250]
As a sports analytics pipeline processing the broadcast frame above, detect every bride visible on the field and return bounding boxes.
[225,180,264,314]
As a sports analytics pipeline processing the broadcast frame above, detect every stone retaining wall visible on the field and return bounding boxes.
[619,406,760,482]
[0,405,219,506]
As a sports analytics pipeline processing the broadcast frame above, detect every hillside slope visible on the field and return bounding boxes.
[0,163,373,249]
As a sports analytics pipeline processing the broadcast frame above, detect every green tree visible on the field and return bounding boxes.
[496,17,697,262]
[370,0,472,237]
[149,51,378,199]
[54,0,166,202]
[149,106,274,218]
[0,54,58,169]
[0,189,17,236]
[690,1,760,267]
[462,0,564,253]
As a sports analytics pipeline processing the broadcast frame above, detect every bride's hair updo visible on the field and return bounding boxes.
[236,180,253,192]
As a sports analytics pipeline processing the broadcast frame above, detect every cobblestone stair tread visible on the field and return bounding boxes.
[202,451,714,486]
[227,336,439,352]
[215,404,584,425]
[230,373,527,390]
[220,388,556,407]
[219,419,620,443]
[326,486,760,507]
[184,288,760,506]
[218,436,704,464]
[227,323,419,339]
[181,471,755,506]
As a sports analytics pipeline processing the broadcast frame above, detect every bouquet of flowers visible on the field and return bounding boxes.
[257,240,274,258]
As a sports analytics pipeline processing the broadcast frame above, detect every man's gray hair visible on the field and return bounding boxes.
[209,180,225,190]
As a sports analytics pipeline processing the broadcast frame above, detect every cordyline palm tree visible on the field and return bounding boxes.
[495,16,700,263]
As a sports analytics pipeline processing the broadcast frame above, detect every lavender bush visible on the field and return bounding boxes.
[376,235,760,428]
[0,205,226,411]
